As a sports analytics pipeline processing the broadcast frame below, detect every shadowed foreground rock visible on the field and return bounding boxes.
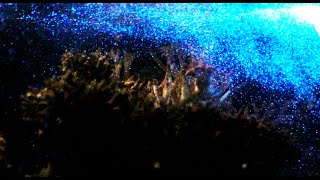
[19,47,300,176]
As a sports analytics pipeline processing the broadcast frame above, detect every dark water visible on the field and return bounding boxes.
[1,3,320,176]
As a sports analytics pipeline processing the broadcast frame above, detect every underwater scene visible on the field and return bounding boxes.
[0,3,320,176]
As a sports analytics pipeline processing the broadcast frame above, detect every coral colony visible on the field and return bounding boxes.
[20,48,298,176]
[1,3,320,176]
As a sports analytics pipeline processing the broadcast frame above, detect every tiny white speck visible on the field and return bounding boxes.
[241,163,248,169]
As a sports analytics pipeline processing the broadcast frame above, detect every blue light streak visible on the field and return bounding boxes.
[3,3,318,102]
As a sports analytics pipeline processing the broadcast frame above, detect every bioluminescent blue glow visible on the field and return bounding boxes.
[2,3,320,176]
[5,3,319,102]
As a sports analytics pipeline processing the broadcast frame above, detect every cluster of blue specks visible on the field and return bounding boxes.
[9,3,320,102]
[2,3,320,176]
